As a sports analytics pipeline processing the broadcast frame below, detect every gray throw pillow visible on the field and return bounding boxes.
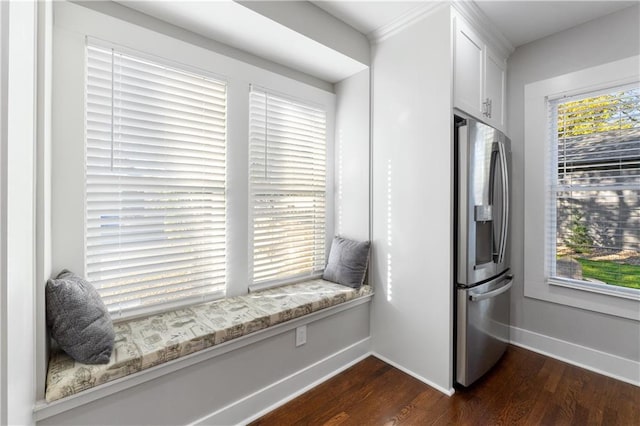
[322,237,371,288]
[46,269,114,364]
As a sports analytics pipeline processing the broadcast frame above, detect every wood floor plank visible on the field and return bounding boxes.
[347,369,426,425]
[462,346,541,425]
[382,389,444,426]
[543,355,566,393]
[493,350,546,425]
[251,357,389,426]
[249,345,640,426]
[322,412,349,426]
[294,362,395,425]
[525,389,556,425]
[302,363,424,425]
[608,378,640,426]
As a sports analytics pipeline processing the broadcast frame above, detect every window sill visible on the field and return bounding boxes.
[33,293,373,421]
[548,277,640,302]
[524,273,640,321]
[249,272,324,293]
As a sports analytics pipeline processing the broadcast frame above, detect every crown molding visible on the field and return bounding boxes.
[368,1,514,58]
[367,2,449,44]
[451,0,514,58]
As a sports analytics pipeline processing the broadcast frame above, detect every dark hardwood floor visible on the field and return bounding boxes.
[250,345,640,425]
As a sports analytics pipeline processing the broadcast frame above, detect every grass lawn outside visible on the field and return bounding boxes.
[575,258,640,290]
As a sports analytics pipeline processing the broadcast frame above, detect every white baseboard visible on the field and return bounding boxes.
[190,337,372,426]
[370,352,455,397]
[510,325,640,387]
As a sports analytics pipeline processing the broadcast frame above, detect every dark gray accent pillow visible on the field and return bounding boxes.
[46,269,114,364]
[322,237,371,288]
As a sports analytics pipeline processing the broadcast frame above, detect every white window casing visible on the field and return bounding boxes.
[85,42,227,318]
[523,55,640,320]
[249,88,327,290]
[546,84,639,300]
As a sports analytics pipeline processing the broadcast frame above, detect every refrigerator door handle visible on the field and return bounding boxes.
[497,140,509,264]
[469,277,513,302]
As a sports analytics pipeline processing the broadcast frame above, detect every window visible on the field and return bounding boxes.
[547,84,640,296]
[85,43,227,317]
[524,56,639,319]
[249,88,327,289]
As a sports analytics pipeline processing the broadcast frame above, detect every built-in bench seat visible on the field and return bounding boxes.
[45,279,372,402]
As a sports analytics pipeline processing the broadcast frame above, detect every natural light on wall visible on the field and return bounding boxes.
[337,128,344,236]
[386,159,393,302]
[547,83,640,297]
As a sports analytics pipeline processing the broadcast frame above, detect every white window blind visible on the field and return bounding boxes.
[85,43,227,317]
[249,88,327,288]
[547,83,640,293]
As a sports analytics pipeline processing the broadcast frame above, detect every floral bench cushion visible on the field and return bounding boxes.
[45,280,372,402]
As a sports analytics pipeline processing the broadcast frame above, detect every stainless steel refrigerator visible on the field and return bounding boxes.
[454,111,513,387]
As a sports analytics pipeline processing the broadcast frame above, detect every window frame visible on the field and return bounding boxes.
[83,40,229,319]
[523,55,640,320]
[49,3,336,307]
[248,86,329,291]
[545,83,640,301]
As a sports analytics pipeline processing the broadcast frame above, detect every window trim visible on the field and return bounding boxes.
[548,277,640,301]
[524,55,640,320]
[248,86,329,291]
[545,83,640,302]
[84,40,229,319]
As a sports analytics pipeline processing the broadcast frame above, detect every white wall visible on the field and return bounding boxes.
[508,5,640,362]
[334,70,370,242]
[237,0,370,68]
[0,0,8,422]
[5,0,38,424]
[36,0,53,403]
[76,0,334,93]
[370,5,454,394]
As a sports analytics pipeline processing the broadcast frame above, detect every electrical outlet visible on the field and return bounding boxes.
[295,325,307,347]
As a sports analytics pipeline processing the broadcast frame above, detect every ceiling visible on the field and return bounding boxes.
[310,1,423,35]
[313,1,637,48]
[116,1,638,83]
[117,0,367,83]
[473,1,637,47]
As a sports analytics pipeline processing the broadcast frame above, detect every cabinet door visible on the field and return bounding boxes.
[453,17,484,119]
[484,48,506,130]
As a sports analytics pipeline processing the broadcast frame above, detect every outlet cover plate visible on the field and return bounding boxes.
[295,325,307,347]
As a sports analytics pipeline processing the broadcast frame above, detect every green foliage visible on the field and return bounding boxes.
[576,258,640,290]
[558,89,639,137]
[565,210,593,254]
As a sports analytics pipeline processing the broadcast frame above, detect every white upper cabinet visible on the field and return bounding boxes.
[453,13,507,131]
[484,47,506,130]
[453,17,484,119]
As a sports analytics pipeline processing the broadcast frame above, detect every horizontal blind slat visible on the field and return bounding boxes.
[86,43,227,317]
[249,89,327,286]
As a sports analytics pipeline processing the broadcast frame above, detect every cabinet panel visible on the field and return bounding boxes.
[453,12,508,132]
[484,48,506,130]
[454,17,483,119]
